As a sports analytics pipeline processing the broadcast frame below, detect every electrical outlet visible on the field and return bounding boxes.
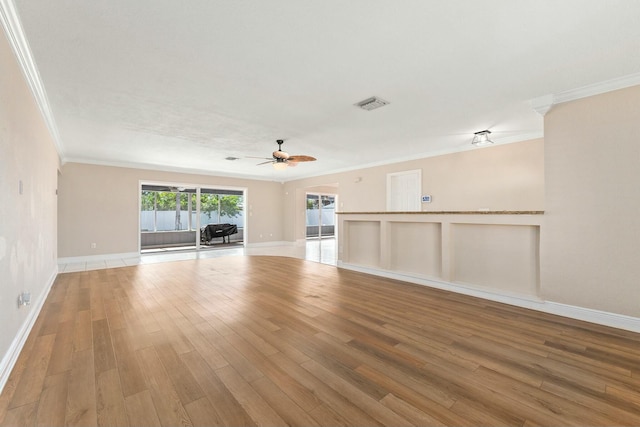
[90,243,97,249]
[18,292,31,307]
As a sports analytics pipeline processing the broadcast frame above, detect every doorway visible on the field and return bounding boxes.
[306,193,336,239]
[305,193,337,264]
[140,183,245,253]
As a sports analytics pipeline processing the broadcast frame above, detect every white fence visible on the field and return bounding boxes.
[306,208,335,226]
[141,211,244,232]
[141,209,332,231]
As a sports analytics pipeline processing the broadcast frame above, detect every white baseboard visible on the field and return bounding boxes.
[337,262,640,334]
[541,302,640,333]
[245,241,294,248]
[58,251,140,265]
[0,267,58,395]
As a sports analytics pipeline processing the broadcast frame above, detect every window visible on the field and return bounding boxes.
[195,190,244,228]
[140,190,191,231]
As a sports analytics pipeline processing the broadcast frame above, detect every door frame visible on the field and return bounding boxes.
[138,180,247,253]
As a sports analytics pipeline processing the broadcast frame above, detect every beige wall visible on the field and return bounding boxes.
[58,163,285,257]
[0,29,59,369]
[541,85,640,317]
[284,138,545,240]
[451,223,539,296]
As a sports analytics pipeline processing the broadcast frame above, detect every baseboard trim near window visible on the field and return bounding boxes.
[245,241,294,248]
[58,252,141,265]
[0,267,58,395]
[337,262,640,334]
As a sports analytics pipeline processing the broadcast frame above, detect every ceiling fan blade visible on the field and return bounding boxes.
[288,155,316,162]
[251,140,317,168]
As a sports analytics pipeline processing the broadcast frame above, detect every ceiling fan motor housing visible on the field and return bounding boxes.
[273,150,290,160]
[273,139,290,159]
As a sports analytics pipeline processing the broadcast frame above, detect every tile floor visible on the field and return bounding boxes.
[58,238,337,272]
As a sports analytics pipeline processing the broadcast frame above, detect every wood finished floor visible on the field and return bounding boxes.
[1,256,640,426]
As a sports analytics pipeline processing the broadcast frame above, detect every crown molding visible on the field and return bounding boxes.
[529,94,555,116]
[62,156,283,183]
[530,72,640,116]
[287,131,544,183]
[554,72,640,104]
[0,0,64,158]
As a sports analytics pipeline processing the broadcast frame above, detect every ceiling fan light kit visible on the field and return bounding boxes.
[272,161,288,170]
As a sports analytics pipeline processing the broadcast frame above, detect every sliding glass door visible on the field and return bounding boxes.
[197,188,245,247]
[140,184,244,252]
[306,193,336,239]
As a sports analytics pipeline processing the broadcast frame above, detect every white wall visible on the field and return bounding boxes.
[0,26,59,388]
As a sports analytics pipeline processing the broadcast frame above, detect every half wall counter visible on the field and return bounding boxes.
[337,211,544,300]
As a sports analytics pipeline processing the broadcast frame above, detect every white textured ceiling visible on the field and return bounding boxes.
[11,0,640,181]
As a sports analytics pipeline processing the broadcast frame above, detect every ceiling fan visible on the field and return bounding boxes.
[253,140,316,170]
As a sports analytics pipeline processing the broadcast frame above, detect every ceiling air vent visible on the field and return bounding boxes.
[354,96,390,111]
